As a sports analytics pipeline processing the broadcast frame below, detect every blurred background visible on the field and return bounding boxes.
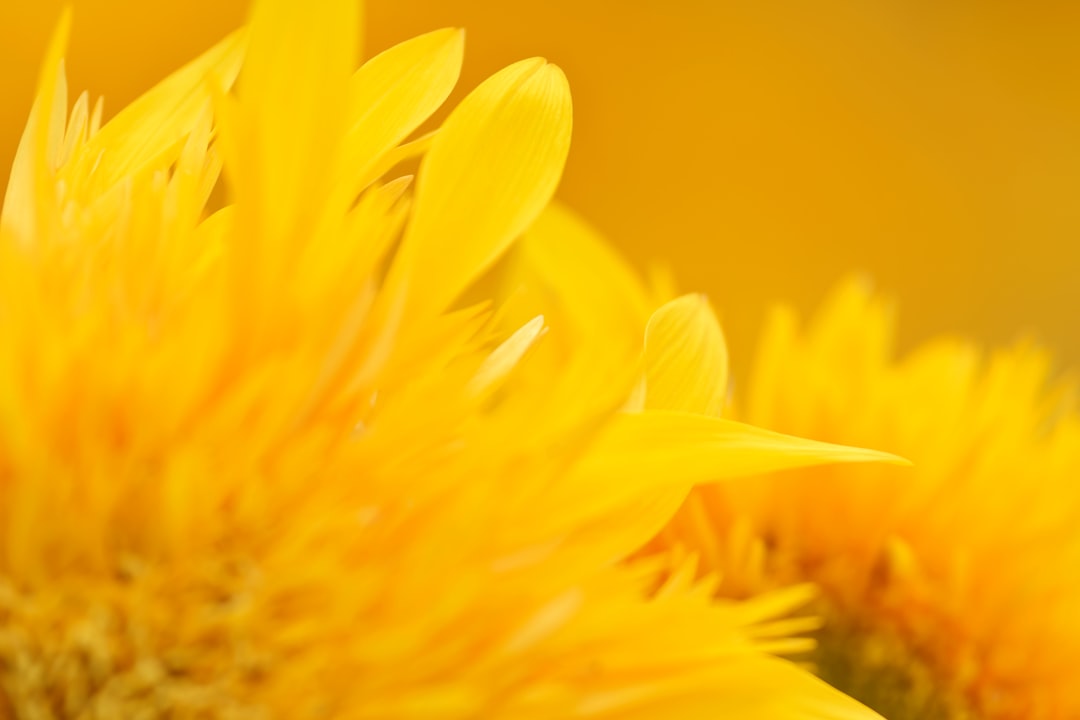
[4,0,1079,378]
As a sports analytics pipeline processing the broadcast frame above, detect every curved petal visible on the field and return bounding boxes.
[498,203,650,424]
[644,293,729,416]
[514,202,652,343]
[342,28,464,195]
[389,57,573,317]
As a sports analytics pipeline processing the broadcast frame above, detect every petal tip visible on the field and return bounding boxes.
[883,452,914,467]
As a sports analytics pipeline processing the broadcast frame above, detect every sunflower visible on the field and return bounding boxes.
[0,1,903,717]
[651,276,1080,719]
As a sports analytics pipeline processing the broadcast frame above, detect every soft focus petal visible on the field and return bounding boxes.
[501,202,651,425]
[1,8,70,242]
[644,293,729,416]
[515,202,653,341]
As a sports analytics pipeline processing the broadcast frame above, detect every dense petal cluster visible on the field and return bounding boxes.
[0,1,901,718]
[652,278,1080,719]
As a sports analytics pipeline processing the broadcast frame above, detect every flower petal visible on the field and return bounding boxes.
[389,57,573,317]
[531,411,907,543]
[466,315,547,397]
[1,8,70,242]
[607,656,884,720]
[572,410,909,503]
[234,0,358,245]
[499,203,650,424]
[515,202,652,343]
[71,29,245,195]
[644,294,729,416]
[342,28,464,196]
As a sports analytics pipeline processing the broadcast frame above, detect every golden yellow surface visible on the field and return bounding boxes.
[5,0,1080,375]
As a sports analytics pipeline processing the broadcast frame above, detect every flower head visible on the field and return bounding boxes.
[653,277,1080,719]
[1,1,899,717]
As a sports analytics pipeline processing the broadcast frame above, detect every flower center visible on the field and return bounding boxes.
[810,600,972,720]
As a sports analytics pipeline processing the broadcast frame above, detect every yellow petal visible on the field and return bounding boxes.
[56,90,89,169]
[466,315,547,397]
[353,129,437,194]
[576,410,909,491]
[342,28,464,196]
[70,28,245,195]
[234,0,358,245]
[389,57,573,317]
[501,202,650,422]
[609,656,883,720]
[746,303,799,429]
[515,202,652,342]
[535,411,907,541]
[1,7,70,243]
[644,294,729,416]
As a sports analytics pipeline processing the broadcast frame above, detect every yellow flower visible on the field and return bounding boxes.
[0,1,903,717]
[652,277,1080,719]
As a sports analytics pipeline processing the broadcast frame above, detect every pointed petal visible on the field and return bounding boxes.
[467,315,547,396]
[611,656,884,720]
[644,294,729,416]
[342,28,463,195]
[353,129,437,193]
[538,411,907,540]
[576,410,909,490]
[71,29,245,194]
[390,57,573,317]
[1,7,71,242]
[57,90,89,169]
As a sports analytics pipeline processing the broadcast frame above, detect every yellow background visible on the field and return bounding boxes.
[4,0,1080,377]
